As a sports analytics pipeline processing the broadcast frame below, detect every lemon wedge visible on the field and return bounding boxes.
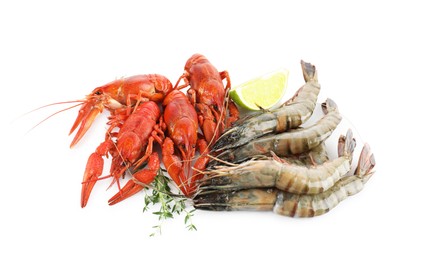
[230,69,289,111]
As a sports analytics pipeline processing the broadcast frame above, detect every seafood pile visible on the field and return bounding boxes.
[55,54,374,219]
[71,54,238,207]
[193,61,376,217]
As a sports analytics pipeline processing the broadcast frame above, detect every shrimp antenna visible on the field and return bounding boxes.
[206,154,237,166]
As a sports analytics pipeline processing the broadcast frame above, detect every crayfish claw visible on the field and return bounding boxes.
[70,104,103,148]
[107,179,142,206]
[81,153,104,207]
[109,153,160,206]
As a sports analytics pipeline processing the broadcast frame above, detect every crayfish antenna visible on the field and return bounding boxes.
[22,101,84,135]
[20,100,85,119]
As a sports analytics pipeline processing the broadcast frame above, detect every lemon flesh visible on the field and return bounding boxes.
[230,69,289,111]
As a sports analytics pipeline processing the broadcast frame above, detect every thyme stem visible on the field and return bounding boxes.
[143,168,197,236]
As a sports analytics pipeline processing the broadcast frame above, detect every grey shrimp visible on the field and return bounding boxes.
[200,130,356,195]
[211,98,341,166]
[212,60,321,152]
[280,143,329,166]
[194,143,375,218]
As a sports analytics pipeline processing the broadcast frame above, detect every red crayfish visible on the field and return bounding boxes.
[57,54,239,207]
[175,54,239,145]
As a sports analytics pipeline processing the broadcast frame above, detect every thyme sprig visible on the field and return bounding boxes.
[143,168,197,236]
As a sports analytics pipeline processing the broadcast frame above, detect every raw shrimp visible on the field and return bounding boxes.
[200,130,356,195]
[194,143,375,217]
[212,60,321,152]
[211,98,341,165]
[279,143,329,166]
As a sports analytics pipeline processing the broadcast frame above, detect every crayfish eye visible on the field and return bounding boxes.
[94,90,102,95]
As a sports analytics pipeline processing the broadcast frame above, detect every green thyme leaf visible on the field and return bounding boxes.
[142,168,197,235]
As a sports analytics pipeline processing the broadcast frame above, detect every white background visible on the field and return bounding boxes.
[1,0,436,259]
